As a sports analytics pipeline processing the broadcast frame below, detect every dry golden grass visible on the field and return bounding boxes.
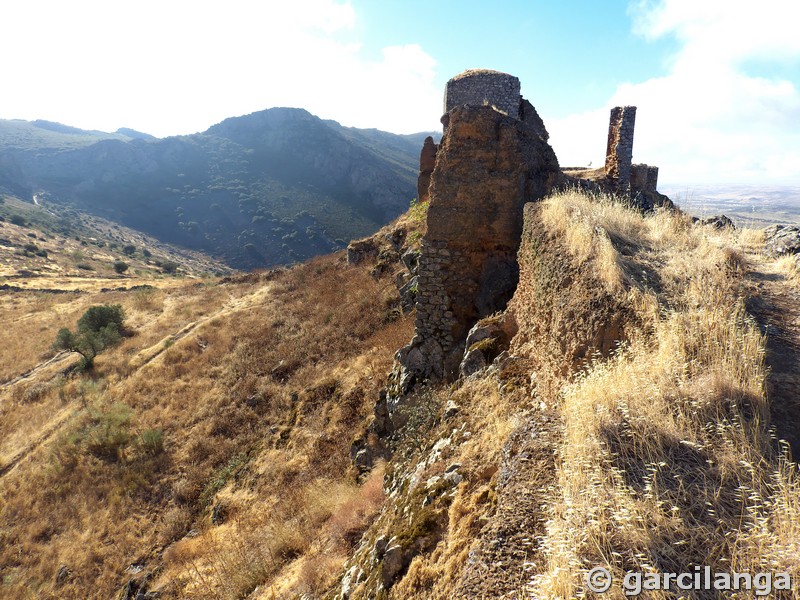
[775,254,800,287]
[531,191,800,599]
[4,187,797,599]
[540,189,650,293]
[0,249,413,599]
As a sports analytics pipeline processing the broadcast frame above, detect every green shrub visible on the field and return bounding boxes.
[138,429,164,456]
[85,402,133,461]
[53,304,126,369]
[113,260,129,274]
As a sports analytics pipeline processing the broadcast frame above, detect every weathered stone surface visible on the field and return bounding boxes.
[381,540,408,588]
[459,348,486,377]
[341,565,358,599]
[398,275,418,313]
[701,215,735,230]
[605,106,636,192]
[399,102,561,382]
[417,136,438,204]
[765,224,800,256]
[346,237,379,265]
[458,313,517,377]
[520,98,549,141]
[508,203,633,397]
[443,69,521,120]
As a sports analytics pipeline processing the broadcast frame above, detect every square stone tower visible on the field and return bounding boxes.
[604,106,636,192]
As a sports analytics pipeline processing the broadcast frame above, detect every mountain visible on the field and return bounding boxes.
[0,110,436,269]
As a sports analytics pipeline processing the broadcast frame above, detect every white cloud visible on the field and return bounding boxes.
[550,0,800,184]
[0,0,441,137]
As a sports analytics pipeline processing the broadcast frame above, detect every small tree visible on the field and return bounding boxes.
[113,260,129,274]
[122,244,136,256]
[53,304,125,369]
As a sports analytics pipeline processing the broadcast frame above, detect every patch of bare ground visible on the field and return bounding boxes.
[454,407,561,599]
[744,255,800,455]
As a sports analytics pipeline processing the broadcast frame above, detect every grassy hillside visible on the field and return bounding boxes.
[1,189,798,599]
[0,194,230,283]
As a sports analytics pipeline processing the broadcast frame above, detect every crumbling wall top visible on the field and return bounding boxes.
[444,69,521,119]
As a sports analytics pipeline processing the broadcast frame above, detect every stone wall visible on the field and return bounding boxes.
[630,164,659,194]
[604,106,636,192]
[416,136,438,204]
[444,69,521,120]
[401,101,561,381]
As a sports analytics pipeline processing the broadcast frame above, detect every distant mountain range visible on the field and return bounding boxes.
[0,111,435,269]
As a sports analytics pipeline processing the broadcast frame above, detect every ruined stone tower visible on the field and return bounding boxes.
[602,106,661,198]
[604,106,636,192]
[396,70,561,386]
[443,69,521,120]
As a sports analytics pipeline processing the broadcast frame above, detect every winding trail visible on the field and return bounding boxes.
[0,351,75,388]
[745,256,800,456]
[0,282,273,481]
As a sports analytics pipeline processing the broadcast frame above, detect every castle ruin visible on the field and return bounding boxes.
[443,69,521,120]
[389,68,669,394]
[604,106,659,196]
[396,69,561,384]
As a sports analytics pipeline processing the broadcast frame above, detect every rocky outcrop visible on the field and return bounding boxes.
[417,136,438,204]
[458,312,518,378]
[764,224,800,256]
[698,214,735,230]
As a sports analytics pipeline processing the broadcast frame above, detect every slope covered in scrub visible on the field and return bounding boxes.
[339,189,800,599]
[1,189,799,599]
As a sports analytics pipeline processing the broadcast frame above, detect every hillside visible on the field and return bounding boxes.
[2,68,799,600]
[1,188,799,599]
[0,111,432,269]
[0,194,231,284]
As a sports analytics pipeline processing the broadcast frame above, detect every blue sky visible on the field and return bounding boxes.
[354,0,679,118]
[1,0,798,185]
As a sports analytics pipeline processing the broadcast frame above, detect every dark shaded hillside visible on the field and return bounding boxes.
[0,110,432,269]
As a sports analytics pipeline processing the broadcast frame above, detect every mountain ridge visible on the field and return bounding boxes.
[0,109,438,269]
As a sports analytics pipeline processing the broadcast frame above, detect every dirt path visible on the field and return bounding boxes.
[0,350,75,388]
[1,283,273,480]
[132,284,271,369]
[745,256,800,457]
[455,408,562,599]
[0,407,76,478]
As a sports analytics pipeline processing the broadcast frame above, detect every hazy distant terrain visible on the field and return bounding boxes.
[0,112,433,269]
[661,183,800,226]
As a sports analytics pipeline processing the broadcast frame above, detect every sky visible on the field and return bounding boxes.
[1,0,798,185]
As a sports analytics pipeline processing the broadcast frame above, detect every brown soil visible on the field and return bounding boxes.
[454,407,562,599]
[744,256,800,456]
